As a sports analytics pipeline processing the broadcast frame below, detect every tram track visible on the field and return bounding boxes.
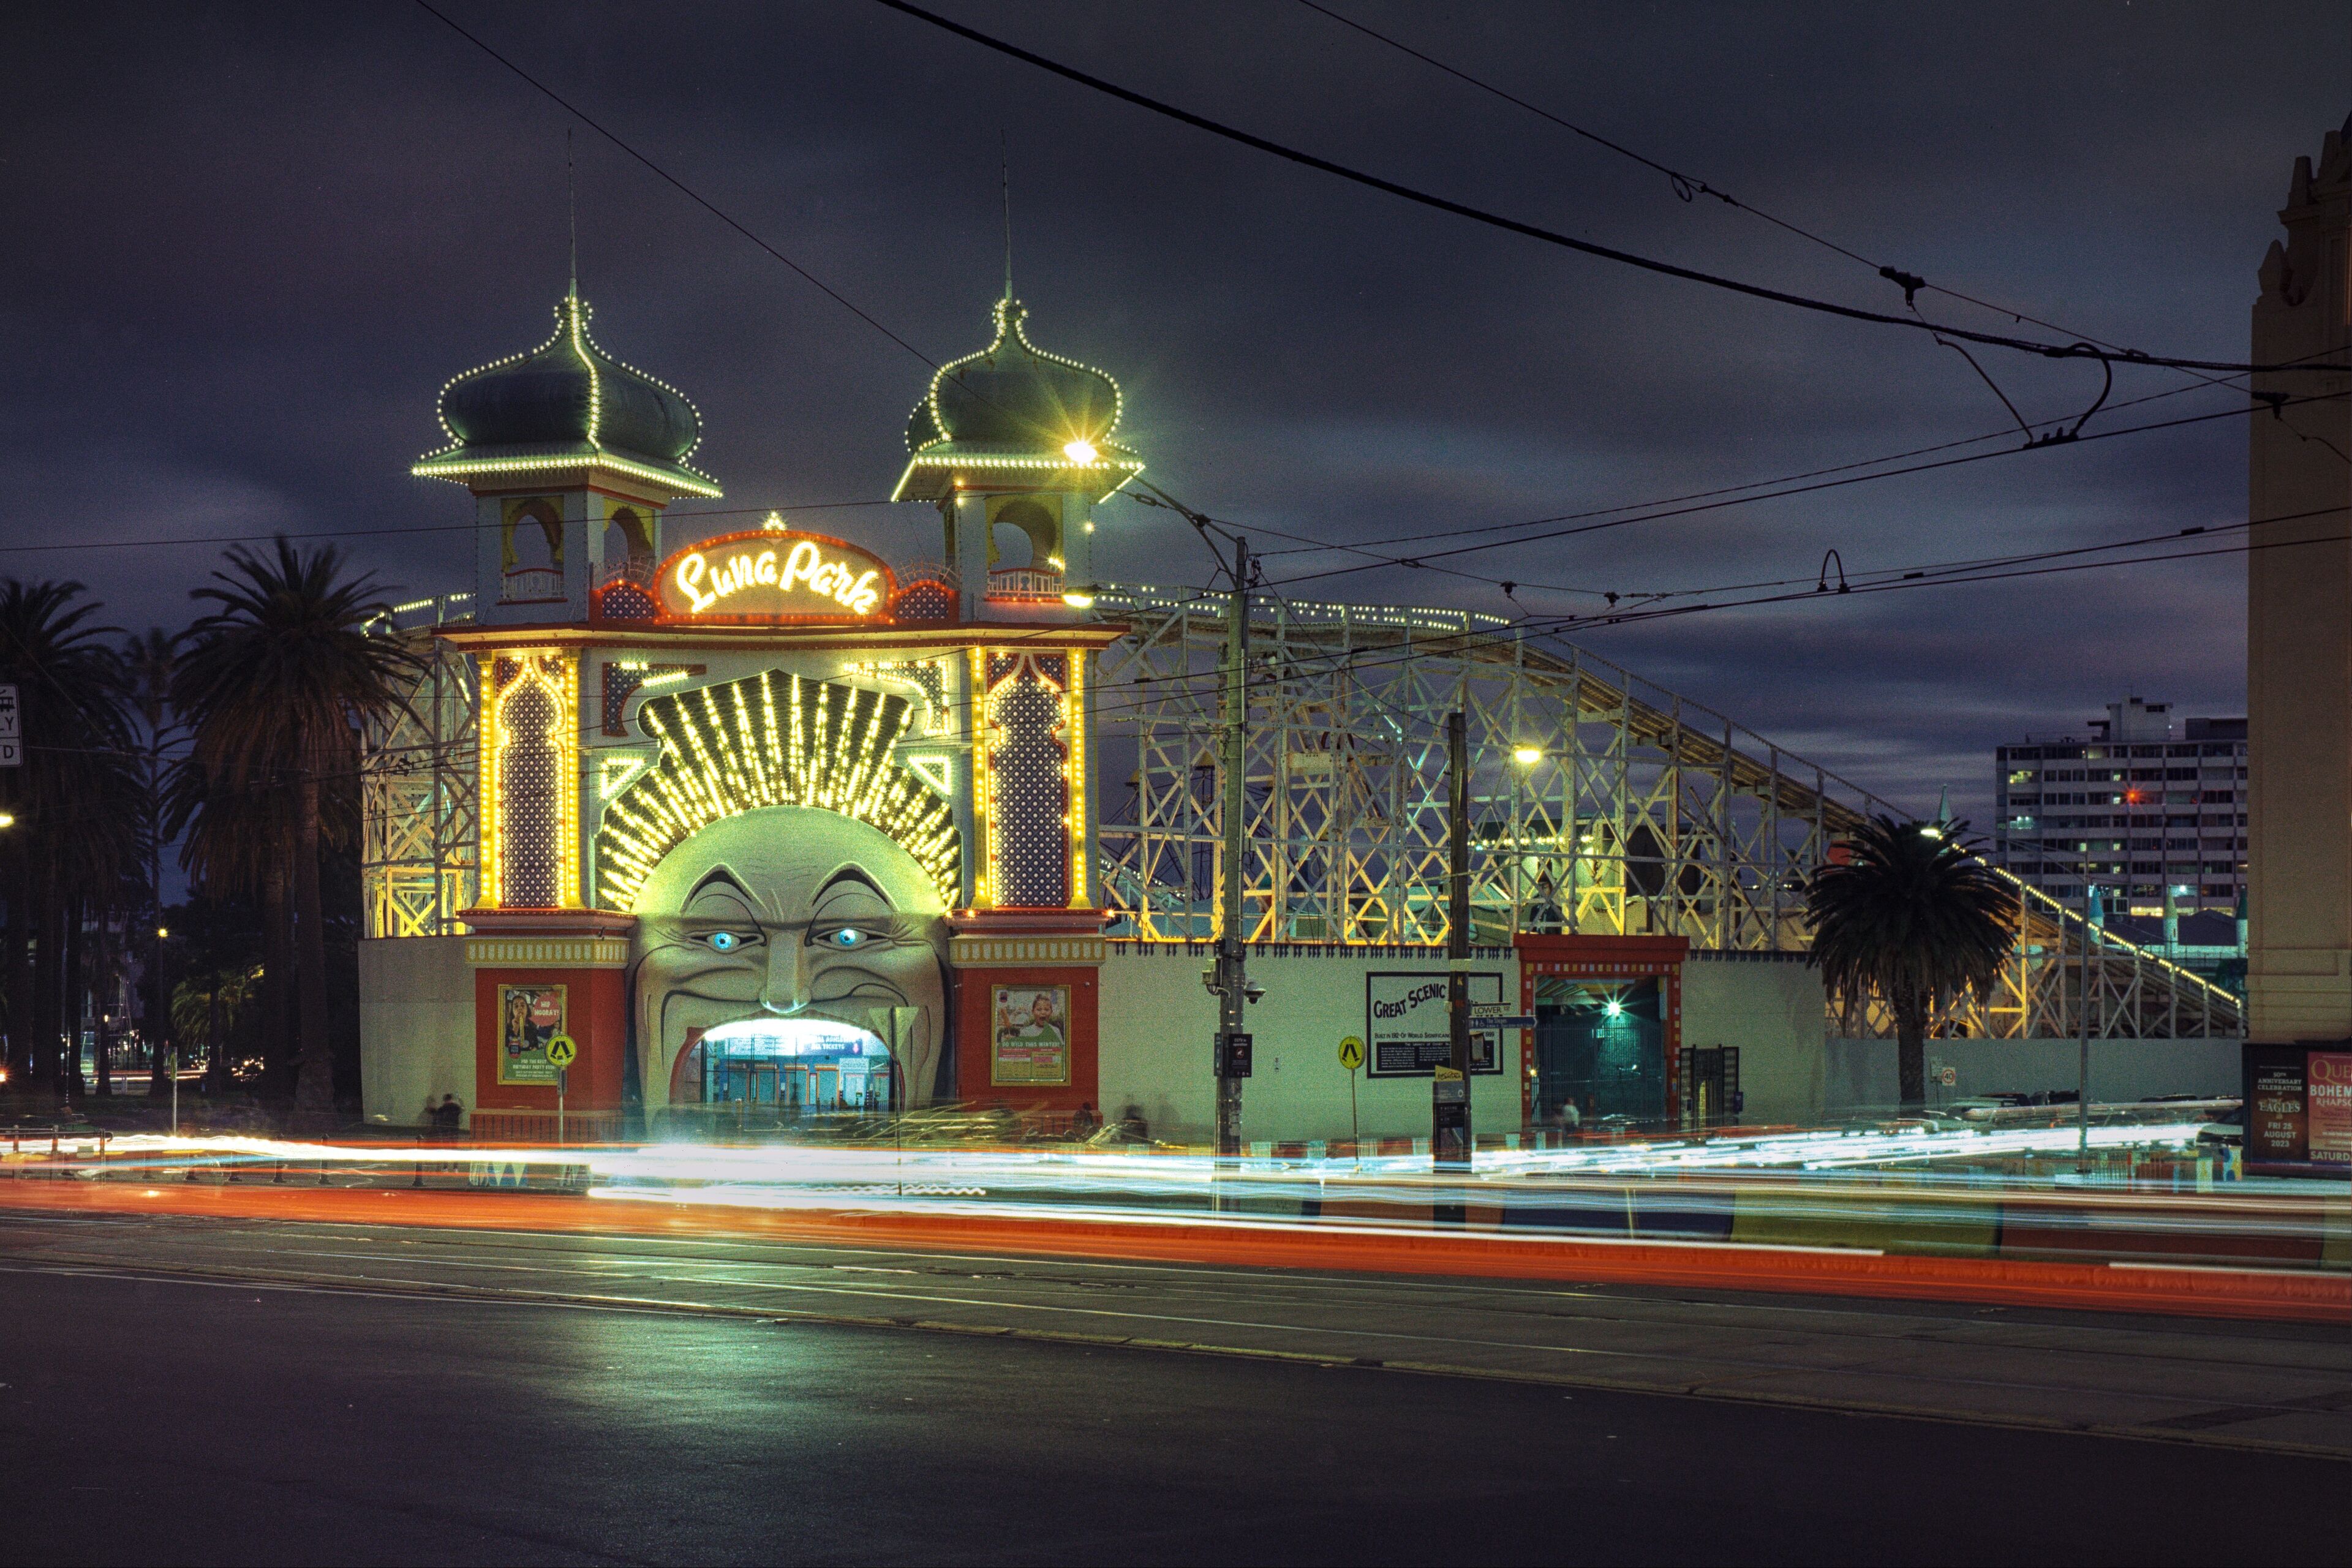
[6,1205,2350,1461]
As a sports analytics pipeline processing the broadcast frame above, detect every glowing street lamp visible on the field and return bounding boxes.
[1512,746,1542,766]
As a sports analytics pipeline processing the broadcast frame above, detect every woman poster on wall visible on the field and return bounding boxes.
[497,984,567,1085]
[991,985,1070,1085]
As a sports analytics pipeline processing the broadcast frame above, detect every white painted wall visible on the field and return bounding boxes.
[1823,1036,2241,1113]
[358,937,474,1128]
[1099,946,1523,1145]
[1679,954,1826,1126]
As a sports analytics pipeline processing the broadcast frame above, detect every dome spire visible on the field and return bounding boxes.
[566,128,579,304]
[1001,130,1013,306]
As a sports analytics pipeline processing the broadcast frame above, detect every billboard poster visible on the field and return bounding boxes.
[1366,971,1504,1077]
[2244,1047,2307,1167]
[497,983,566,1085]
[2307,1052,2352,1167]
[991,985,1070,1085]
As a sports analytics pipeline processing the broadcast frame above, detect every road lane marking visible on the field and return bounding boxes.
[6,1255,2346,1466]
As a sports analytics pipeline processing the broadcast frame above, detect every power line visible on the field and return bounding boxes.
[416,1,949,376]
[0,499,900,559]
[1072,498,2350,727]
[1291,0,2245,392]
[1213,369,2278,603]
[873,0,2346,378]
[1260,388,2350,594]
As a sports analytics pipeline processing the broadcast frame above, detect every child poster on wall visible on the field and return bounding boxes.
[991,985,1071,1085]
[497,983,566,1085]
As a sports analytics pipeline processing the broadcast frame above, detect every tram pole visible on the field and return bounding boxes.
[1141,480,1256,1186]
[2079,882,2097,1169]
[1215,535,1251,1163]
[1435,711,1473,1182]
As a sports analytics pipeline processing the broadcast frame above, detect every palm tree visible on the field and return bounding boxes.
[121,628,182,1099]
[1806,815,2016,1109]
[0,580,140,1100]
[173,540,417,1129]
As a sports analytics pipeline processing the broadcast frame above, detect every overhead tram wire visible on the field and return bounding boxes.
[1259,387,2352,595]
[1292,0,2248,399]
[416,2,945,377]
[411,1,1115,454]
[1069,496,2352,725]
[403,0,2339,625]
[23,502,2348,839]
[396,0,2333,616]
[0,498,903,558]
[10,375,2337,646]
[1174,356,2320,586]
[872,0,2347,379]
[1128,382,2347,605]
[1219,341,2351,579]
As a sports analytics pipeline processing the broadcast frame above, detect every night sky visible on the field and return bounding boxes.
[8,2,2348,824]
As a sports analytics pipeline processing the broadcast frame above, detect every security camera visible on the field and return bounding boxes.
[1243,979,1266,1005]
[1201,967,1219,995]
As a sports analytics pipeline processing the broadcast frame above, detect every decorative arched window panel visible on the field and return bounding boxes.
[481,651,580,908]
[973,649,1090,910]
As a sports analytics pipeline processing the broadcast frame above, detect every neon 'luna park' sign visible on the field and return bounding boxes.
[657,529,896,620]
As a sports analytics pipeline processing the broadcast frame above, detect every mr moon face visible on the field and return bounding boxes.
[628,806,951,1110]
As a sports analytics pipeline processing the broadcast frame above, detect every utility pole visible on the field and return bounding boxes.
[1434,710,1473,1174]
[2078,883,2097,1167]
[1214,534,1251,1161]
[1138,481,1257,1170]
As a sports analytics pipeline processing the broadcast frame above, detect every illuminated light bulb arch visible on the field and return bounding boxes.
[594,669,960,910]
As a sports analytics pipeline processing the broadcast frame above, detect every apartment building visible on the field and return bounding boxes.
[1993,696,2248,916]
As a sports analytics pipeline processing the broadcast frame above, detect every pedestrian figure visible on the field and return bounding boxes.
[434,1093,464,1136]
[1071,1101,1101,1137]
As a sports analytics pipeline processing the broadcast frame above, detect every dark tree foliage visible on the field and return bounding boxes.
[173,541,415,1129]
[0,580,145,1101]
[1806,815,2016,1109]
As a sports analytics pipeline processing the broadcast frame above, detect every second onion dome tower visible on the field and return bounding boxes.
[893,295,1140,621]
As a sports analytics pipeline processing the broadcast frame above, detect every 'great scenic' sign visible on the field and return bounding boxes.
[657,527,895,621]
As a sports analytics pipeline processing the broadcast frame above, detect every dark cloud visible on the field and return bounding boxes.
[4,0,2343,823]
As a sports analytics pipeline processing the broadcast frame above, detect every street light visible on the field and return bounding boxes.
[0,812,15,829]
[1512,746,1542,766]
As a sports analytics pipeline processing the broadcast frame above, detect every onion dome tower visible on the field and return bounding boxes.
[894,294,1140,620]
[415,289,721,624]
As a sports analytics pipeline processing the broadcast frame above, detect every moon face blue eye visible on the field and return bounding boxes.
[705,930,741,952]
[823,927,865,949]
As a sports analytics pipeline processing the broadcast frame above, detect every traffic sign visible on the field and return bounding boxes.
[545,1034,578,1068]
[1337,1035,1365,1071]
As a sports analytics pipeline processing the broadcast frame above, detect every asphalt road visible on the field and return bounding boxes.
[1,1209,2347,1565]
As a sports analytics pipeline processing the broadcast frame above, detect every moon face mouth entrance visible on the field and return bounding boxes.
[669,1016,900,1119]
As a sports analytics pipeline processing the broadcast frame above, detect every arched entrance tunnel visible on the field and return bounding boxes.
[670,1016,900,1117]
